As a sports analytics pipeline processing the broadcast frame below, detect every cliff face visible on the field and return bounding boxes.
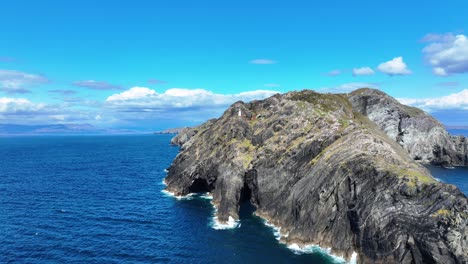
[164,90,468,263]
[348,88,468,166]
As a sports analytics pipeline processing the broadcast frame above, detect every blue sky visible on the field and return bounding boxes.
[1,0,468,130]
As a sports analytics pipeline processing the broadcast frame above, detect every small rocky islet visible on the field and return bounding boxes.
[165,88,468,263]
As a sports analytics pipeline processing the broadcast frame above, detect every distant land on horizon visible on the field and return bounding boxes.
[0,124,146,136]
[153,127,188,135]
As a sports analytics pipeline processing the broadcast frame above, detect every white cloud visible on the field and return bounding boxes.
[319,82,379,93]
[148,79,166,85]
[0,69,49,93]
[106,87,156,101]
[104,87,280,124]
[398,89,468,111]
[325,69,341,76]
[433,67,448,76]
[0,96,100,125]
[422,33,468,76]
[264,83,280,87]
[422,33,455,43]
[0,97,45,113]
[249,59,276,64]
[352,67,375,76]
[73,80,122,90]
[377,57,412,76]
[106,87,279,110]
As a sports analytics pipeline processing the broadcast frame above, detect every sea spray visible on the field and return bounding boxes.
[209,200,240,230]
[161,190,195,200]
[211,215,241,230]
[161,187,354,262]
[262,217,287,241]
[256,212,357,264]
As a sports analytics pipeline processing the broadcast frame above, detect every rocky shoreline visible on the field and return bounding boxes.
[165,88,467,263]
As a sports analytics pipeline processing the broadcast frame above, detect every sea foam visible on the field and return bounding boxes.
[211,215,241,230]
[258,214,357,263]
[210,203,241,230]
[262,218,287,241]
[288,244,357,263]
[161,190,195,200]
[349,252,358,264]
[199,193,213,200]
[161,184,354,261]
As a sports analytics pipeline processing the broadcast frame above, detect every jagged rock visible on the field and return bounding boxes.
[165,89,468,263]
[451,135,468,166]
[348,88,468,166]
[170,119,216,147]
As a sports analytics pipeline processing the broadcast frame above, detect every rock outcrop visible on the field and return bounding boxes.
[164,89,468,263]
[170,119,216,146]
[348,88,468,166]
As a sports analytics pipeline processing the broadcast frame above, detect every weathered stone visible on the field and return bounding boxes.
[348,88,468,166]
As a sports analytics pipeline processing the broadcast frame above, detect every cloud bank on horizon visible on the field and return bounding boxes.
[0,86,280,129]
[398,89,468,112]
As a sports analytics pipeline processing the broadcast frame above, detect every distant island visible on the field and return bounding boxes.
[165,88,468,263]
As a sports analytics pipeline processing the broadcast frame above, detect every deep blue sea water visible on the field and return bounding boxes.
[1,135,467,264]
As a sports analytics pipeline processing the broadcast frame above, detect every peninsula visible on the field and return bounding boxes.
[165,88,467,263]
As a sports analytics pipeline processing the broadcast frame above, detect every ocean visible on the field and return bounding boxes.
[1,135,467,263]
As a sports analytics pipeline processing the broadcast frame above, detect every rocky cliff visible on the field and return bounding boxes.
[164,89,468,263]
[348,88,468,166]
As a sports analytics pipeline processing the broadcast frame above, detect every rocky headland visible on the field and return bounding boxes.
[165,88,468,263]
[153,127,189,135]
[348,88,468,167]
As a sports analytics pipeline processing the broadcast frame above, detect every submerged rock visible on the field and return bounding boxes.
[165,89,468,263]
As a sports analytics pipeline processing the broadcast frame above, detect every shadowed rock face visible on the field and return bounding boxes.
[165,89,468,263]
[348,88,468,166]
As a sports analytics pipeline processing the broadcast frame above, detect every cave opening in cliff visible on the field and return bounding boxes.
[188,178,212,193]
[240,181,252,203]
[239,181,257,218]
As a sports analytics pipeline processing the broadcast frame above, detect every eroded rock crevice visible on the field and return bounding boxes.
[188,178,214,193]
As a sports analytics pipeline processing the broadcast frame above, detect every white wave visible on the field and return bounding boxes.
[161,189,195,200]
[211,215,241,230]
[164,169,169,172]
[258,214,356,263]
[288,244,349,263]
[349,252,358,264]
[288,243,331,255]
[199,193,213,200]
[288,244,357,263]
[263,219,287,241]
[435,177,444,182]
